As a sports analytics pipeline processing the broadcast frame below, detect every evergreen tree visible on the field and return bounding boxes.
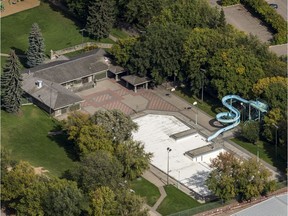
[218,8,226,28]
[27,23,46,67]
[1,50,23,113]
[86,0,115,39]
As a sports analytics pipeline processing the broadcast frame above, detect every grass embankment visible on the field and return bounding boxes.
[1,105,76,177]
[232,137,287,172]
[1,2,116,58]
[174,88,224,117]
[157,185,202,215]
[131,177,161,206]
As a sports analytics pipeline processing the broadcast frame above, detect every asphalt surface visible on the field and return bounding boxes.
[265,0,287,20]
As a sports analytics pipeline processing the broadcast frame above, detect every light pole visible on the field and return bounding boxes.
[240,102,246,122]
[193,101,198,126]
[273,124,278,160]
[177,170,180,189]
[80,28,86,44]
[200,69,206,102]
[167,147,172,185]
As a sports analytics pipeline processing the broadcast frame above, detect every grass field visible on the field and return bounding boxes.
[174,88,225,117]
[232,137,287,172]
[1,105,76,177]
[157,185,202,215]
[1,2,115,57]
[131,177,161,206]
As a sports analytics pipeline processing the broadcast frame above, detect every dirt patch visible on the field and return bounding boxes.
[33,166,49,175]
[0,0,40,18]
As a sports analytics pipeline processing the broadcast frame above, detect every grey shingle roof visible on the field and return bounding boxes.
[22,75,83,110]
[22,49,109,84]
[21,49,109,110]
[121,75,151,86]
[108,64,126,75]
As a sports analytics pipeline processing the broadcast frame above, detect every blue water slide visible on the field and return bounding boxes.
[207,95,249,142]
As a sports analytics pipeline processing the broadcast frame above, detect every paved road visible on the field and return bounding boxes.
[269,44,288,56]
[223,5,273,43]
[265,0,287,20]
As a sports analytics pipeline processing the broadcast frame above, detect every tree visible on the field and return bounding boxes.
[64,111,91,141]
[115,140,152,180]
[71,151,124,193]
[153,0,222,29]
[117,0,164,28]
[65,0,90,21]
[1,50,22,113]
[206,152,240,203]
[86,0,116,39]
[76,124,114,155]
[1,147,16,178]
[209,47,265,99]
[89,186,117,216]
[90,109,138,143]
[110,37,137,67]
[27,23,46,67]
[127,23,187,84]
[241,121,260,144]
[42,178,83,216]
[218,8,226,28]
[115,189,148,216]
[237,158,275,201]
[1,161,47,215]
[206,152,276,202]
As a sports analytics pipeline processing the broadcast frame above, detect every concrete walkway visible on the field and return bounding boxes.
[143,169,166,216]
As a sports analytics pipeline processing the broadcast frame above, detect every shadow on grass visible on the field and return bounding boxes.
[42,0,85,31]
[10,46,29,68]
[234,136,287,175]
[47,122,79,162]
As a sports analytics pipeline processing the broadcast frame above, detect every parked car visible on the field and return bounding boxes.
[269,3,278,9]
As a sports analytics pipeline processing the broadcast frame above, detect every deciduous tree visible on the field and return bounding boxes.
[206,152,275,202]
[241,121,260,144]
[115,140,152,180]
[27,23,46,67]
[42,178,83,216]
[1,50,22,113]
[90,109,138,143]
[89,186,117,216]
[71,151,124,193]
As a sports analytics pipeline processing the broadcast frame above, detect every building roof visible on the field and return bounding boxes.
[122,75,151,86]
[232,193,288,216]
[22,49,109,84]
[22,49,108,110]
[22,75,83,110]
[108,64,126,75]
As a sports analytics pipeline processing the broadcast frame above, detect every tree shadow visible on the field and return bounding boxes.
[42,0,85,30]
[47,123,79,162]
[208,119,225,128]
[183,170,211,200]
[10,46,28,68]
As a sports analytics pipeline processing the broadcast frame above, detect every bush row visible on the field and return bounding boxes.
[220,0,287,44]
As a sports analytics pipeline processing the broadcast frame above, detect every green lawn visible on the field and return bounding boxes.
[231,137,287,172]
[131,177,161,206]
[1,105,76,177]
[174,88,225,117]
[157,185,202,215]
[1,2,115,57]
[110,28,129,39]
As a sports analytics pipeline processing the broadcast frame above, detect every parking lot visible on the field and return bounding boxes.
[223,4,273,43]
